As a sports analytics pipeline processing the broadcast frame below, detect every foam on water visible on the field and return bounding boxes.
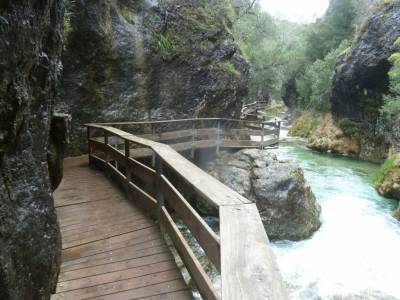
[270,138,400,299]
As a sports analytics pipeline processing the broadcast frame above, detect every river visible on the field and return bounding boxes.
[269,125,400,299]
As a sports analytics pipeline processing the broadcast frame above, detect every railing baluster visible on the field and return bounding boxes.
[216,119,221,155]
[261,122,265,150]
[125,140,131,182]
[191,120,196,159]
[104,130,109,164]
[155,154,165,236]
[87,126,92,166]
[151,124,156,167]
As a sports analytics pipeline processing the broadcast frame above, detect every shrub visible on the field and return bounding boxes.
[338,118,363,136]
[153,32,175,60]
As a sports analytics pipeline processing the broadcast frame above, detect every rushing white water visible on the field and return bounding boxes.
[269,127,400,299]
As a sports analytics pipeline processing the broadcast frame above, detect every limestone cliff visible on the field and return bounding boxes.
[290,2,400,163]
[331,1,400,122]
[0,1,63,298]
[59,0,250,154]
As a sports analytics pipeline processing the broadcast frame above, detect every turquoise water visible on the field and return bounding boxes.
[270,136,400,299]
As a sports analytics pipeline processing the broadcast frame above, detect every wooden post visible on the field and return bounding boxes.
[191,120,196,159]
[276,120,281,148]
[155,154,165,234]
[104,130,109,164]
[261,122,265,150]
[216,120,221,155]
[125,139,131,182]
[151,124,156,167]
[87,126,92,166]
[155,155,164,208]
[104,130,108,145]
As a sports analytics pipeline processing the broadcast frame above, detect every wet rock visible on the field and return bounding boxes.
[0,0,63,298]
[206,149,321,240]
[59,0,249,154]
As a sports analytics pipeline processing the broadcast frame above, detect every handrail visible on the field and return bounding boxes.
[90,117,271,126]
[85,121,287,300]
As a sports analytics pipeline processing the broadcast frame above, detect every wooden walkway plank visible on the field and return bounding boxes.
[52,157,192,300]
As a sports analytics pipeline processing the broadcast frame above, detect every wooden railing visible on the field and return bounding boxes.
[241,101,269,120]
[92,118,280,157]
[85,120,287,300]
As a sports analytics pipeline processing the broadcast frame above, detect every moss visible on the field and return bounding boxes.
[289,113,320,138]
[63,9,72,47]
[338,118,363,137]
[371,156,399,187]
[120,5,134,24]
[223,62,240,76]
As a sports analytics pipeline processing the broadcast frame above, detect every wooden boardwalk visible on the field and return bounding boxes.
[51,157,192,300]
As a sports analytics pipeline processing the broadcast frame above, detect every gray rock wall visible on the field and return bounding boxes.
[330,1,400,122]
[59,0,250,154]
[0,1,62,298]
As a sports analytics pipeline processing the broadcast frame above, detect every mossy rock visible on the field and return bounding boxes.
[371,154,400,199]
[289,113,320,138]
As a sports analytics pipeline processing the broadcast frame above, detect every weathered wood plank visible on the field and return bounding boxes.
[53,270,183,299]
[61,226,160,262]
[56,260,178,293]
[161,207,220,300]
[58,252,174,282]
[220,204,288,300]
[161,175,221,271]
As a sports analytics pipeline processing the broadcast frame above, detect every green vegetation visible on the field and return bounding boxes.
[153,32,175,60]
[223,62,241,77]
[371,157,397,186]
[288,114,320,138]
[63,8,73,47]
[304,0,355,61]
[296,40,350,112]
[338,117,363,136]
[381,38,400,127]
[231,0,373,108]
[120,5,134,24]
[233,5,307,100]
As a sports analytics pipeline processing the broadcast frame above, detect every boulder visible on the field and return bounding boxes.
[374,154,400,200]
[0,1,63,298]
[206,149,321,240]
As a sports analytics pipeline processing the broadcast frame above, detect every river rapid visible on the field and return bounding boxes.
[269,126,400,299]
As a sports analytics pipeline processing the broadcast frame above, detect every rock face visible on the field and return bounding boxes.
[306,114,360,157]
[0,1,62,299]
[330,1,400,122]
[59,0,249,154]
[282,73,300,110]
[290,113,390,163]
[206,149,321,240]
